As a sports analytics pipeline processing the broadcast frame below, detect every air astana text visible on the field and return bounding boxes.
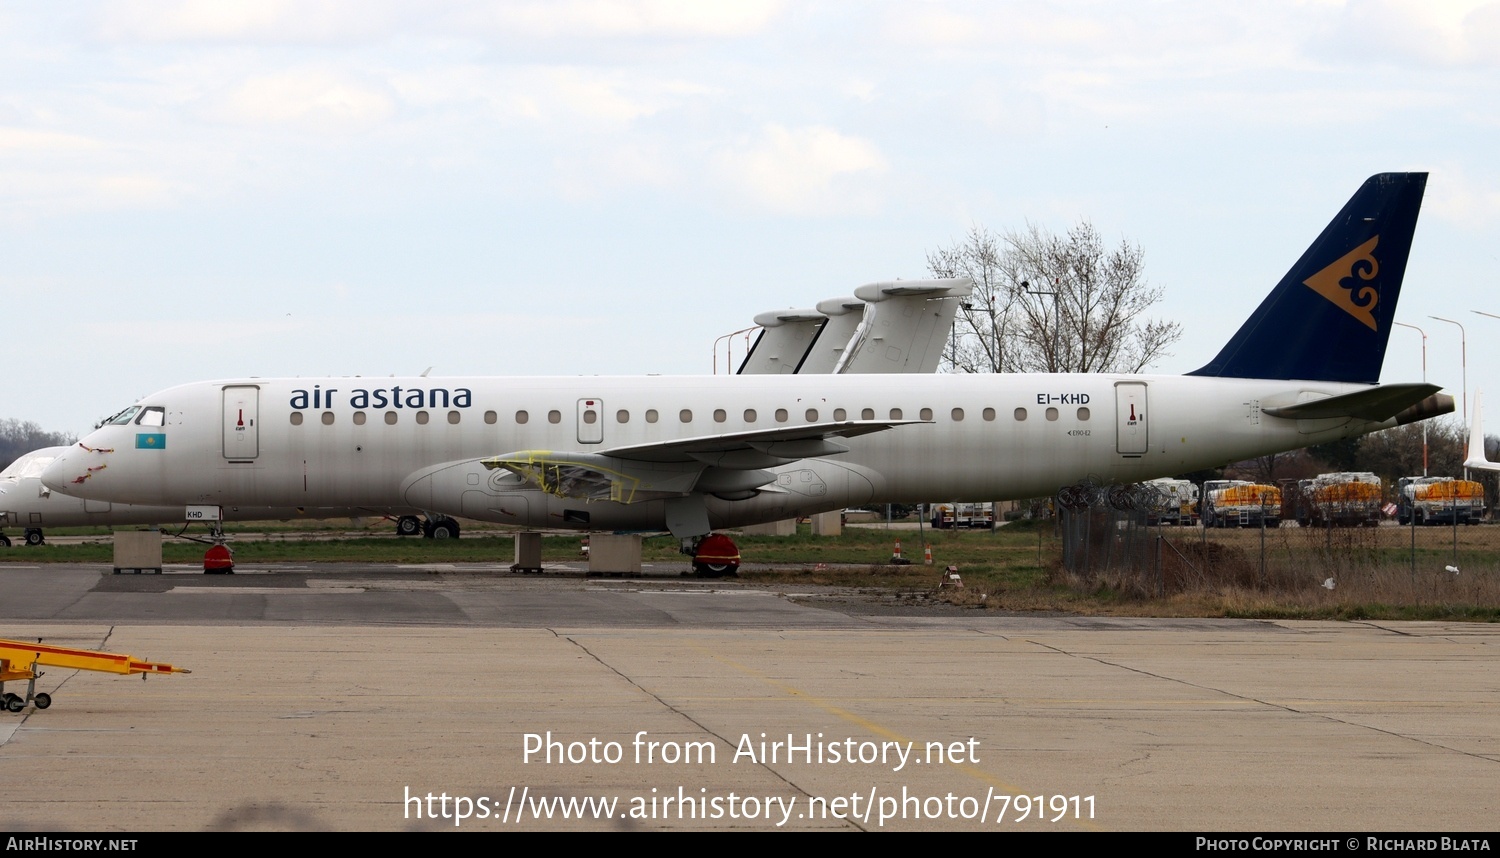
[290,385,474,411]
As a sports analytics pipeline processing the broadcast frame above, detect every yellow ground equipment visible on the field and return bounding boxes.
[0,637,190,712]
[1203,480,1282,528]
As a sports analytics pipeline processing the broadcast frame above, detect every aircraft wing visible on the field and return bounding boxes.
[1262,383,1446,422]
[481,420,925,503]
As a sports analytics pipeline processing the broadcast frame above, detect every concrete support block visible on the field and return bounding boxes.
[588,533,642,575]
[512,531,543,573]
[810,511,842,536]
[113,530,163,574]
[741,519,796,536]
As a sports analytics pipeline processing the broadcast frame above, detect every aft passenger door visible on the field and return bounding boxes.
[1115,382,1148,456]
[222,385,260,460]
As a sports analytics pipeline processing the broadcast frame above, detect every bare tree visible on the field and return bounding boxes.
[927,221,1181,374]
[0,418,77,472]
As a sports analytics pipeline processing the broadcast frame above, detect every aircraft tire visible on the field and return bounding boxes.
[429,520,457,540]
[0,534,10,547]
[396,516,422,537]
[24,529,43,546]
[33,693,50,710]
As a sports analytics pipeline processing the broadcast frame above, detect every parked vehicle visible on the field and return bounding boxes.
[930,502,994,529]
[1203,480,1281,528]
[1397,476,1485,525]
[1300,472,1384,527]
[1143,478,1199,526]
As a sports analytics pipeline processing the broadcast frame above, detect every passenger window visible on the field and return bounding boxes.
[515,411,529,424]
[290,413,303,426]
[919,408,933,421]
[353,411,367,426]
[321,411,335,425]
[744,409,757,422]
[617,410,630,423]
[485,411,497,425]
[548,410,561,424]
[385,411,398,425]
[646,409,659,424]
[890,408,903,420]
[583,411,597,425]
[447,411,460,424]
[805,409,818,422]
[679,409,692,423]
[714,409,726,423]
[416,411,430,425]
[775,409,788,423]
[983,407,996,422]
[1014,408,1027,421]
[951,408,964,421]
[1046,407,1059,421]
[1078,407,1091,420]
[861,408,874,420]
[833,408,846,421]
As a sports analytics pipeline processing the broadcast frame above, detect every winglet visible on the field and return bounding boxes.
[1189,173,1427,383]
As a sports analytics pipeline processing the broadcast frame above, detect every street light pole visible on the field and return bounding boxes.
[1394,321,1428,476]
[1429,315,1467,480]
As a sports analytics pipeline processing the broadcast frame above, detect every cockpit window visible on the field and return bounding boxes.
[103,406,141,426]
[136,407,166,427]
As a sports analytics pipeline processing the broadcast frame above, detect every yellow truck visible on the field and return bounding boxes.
[1397,476,1485,526]
[1203,480,1282,528]
[1299,472,1384,527]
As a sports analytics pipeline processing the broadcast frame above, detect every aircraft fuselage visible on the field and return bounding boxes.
[47,373,1392,533]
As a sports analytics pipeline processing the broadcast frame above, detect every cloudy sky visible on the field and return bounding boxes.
[4,1,1498,435]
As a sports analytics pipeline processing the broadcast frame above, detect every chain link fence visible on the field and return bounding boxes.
[1053,478,1500,603]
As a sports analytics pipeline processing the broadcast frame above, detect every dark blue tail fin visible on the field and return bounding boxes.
[1188,172,1426,383]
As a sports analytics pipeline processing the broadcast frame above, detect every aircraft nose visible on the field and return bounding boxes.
[41,446,88,494]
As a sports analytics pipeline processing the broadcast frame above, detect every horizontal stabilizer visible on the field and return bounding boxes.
[852,277,973,300]
[1262,384,1446,422]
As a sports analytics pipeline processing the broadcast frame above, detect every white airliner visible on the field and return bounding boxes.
[43,173,1449,572]
[0,446,423,547]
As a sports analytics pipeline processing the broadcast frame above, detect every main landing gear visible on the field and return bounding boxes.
[0,529,44,547]
[685,533,741,577]
[394,514,461,540]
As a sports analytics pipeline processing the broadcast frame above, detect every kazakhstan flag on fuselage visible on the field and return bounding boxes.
[135,433,166,449]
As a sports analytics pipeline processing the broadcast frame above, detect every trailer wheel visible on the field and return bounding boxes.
[32,693,50,710]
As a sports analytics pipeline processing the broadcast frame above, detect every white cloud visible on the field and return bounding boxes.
[471,0,782,40]
[98,0,399,44]
[203,70,396,133]
[712,124,888,216]
[1425,166,1500,230]
[0,128,103,152]
[1330,0,1500,67]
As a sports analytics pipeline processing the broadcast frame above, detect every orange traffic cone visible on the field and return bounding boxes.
[924,544,933,565]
